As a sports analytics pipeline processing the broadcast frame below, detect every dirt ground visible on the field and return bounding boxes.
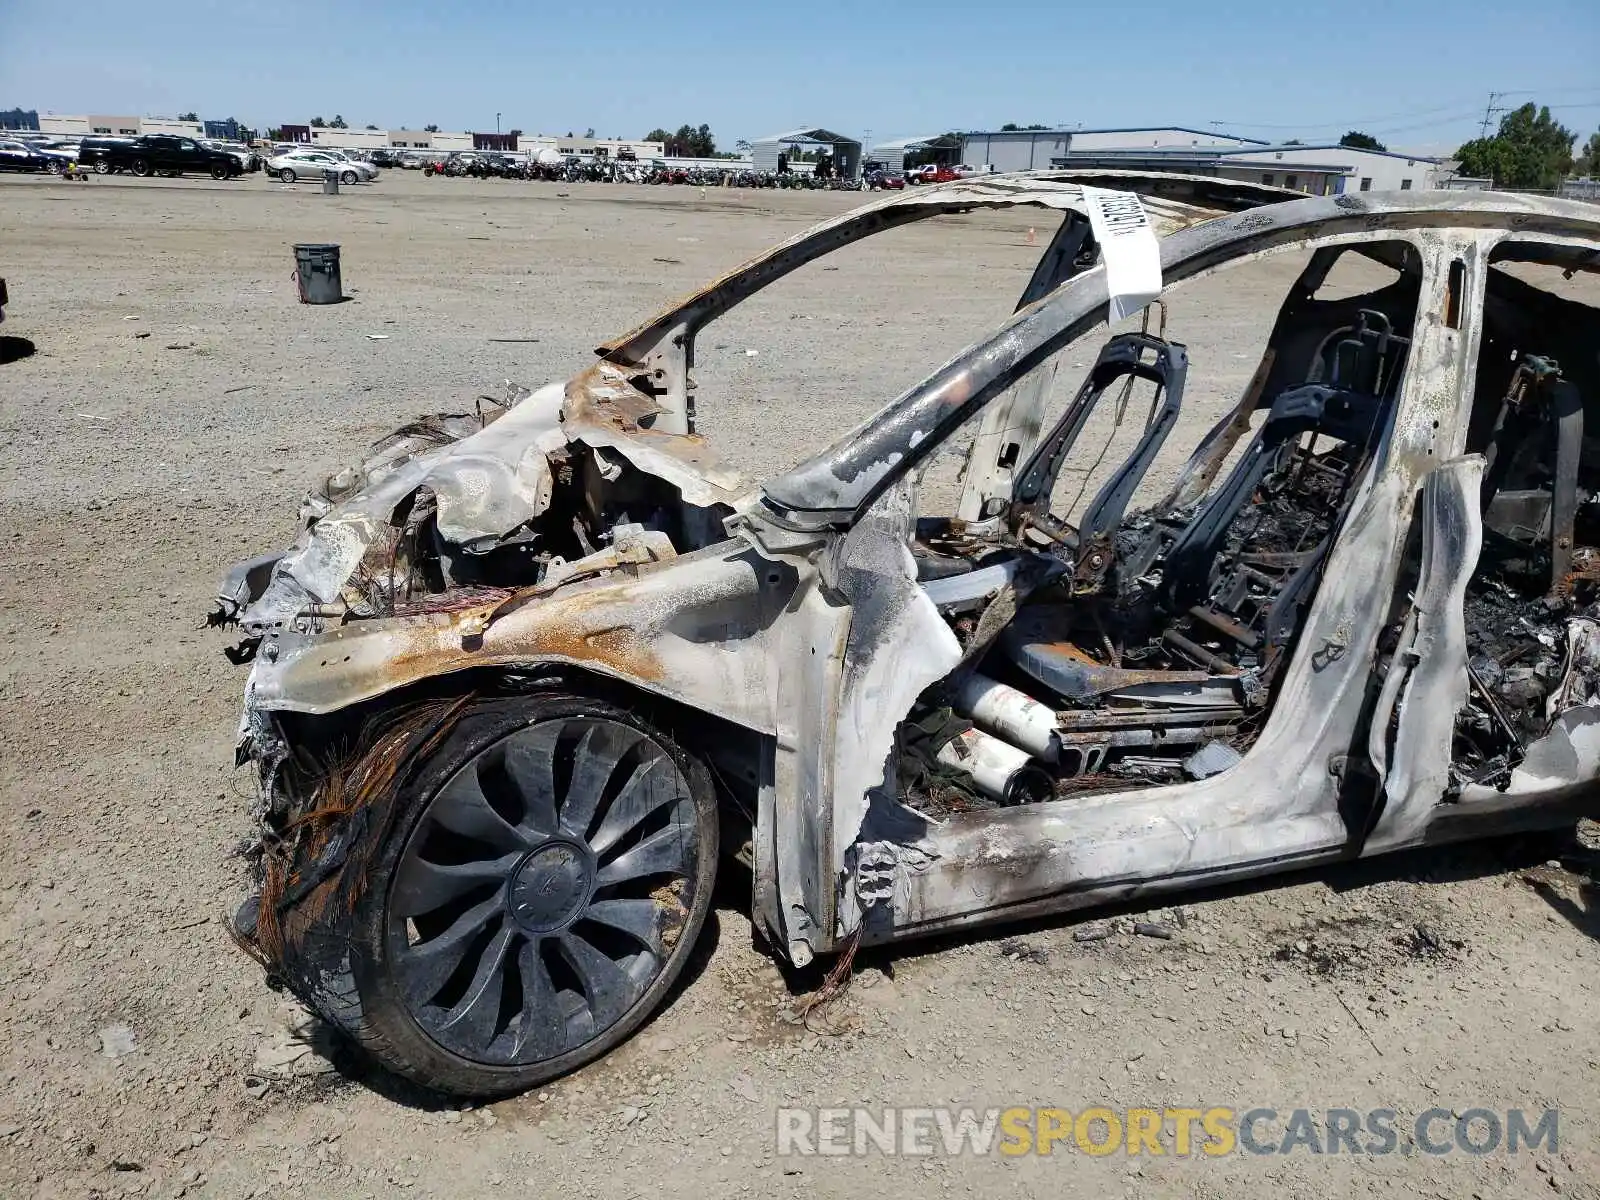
[1,170,1598,1200]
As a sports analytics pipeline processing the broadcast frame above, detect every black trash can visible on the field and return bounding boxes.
[293,243,342,304]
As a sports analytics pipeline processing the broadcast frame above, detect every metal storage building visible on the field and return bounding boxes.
[1216,144,1439,192]
[956,126,1439,193]
[751,128,863,178]
[1052,145,1353,195]
[866,134,961,172]
[960,126,1264,173]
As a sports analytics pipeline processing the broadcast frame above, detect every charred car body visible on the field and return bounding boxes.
[213,172,1600,1097]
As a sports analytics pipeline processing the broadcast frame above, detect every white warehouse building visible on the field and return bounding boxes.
[957,127,1439,194]
[38,113,204,138]
[959,127,1264,173]
[1217,144,1439,192]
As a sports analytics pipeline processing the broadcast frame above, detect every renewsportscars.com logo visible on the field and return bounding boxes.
[775,1106,1559,1158]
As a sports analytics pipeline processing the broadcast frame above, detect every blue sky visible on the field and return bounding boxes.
[3,0,1597,153]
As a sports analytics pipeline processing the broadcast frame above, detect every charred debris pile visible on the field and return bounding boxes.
[1456,353,1600,792]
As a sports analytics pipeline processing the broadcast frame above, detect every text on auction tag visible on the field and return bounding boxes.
[1081,186,1163,323]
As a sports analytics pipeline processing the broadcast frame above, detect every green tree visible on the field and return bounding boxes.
[1340,130,1388,151]
[584,126,596,138]
[1000,123,1049,131]
[364,123,378,130]
[645,125,716,156]
[424,124,439,133]
[178,111,199,122]
[330,115,347,129]
[309,116,327,128]
[1454,103,1576,189]
[1576,130,1600,177]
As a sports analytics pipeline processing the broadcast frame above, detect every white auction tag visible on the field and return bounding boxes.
[1081,186,1163,322]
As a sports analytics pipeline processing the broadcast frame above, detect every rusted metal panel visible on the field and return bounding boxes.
[563,361,750,501]
[248,543,783,734]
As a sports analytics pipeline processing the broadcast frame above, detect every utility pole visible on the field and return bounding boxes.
[496,112,502,134]
[1477,92,1505,140]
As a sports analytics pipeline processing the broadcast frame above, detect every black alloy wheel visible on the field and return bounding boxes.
[327,695,718,1098]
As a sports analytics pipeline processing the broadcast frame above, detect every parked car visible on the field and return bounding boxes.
[318,148,376,172]
[203,140,259,173]
[0,138,72,173]
[212,173,1600,1100]
[74,137,132,173]
[265,150,376,184]
[75,134,241,179]
[865,167,905,190]
[33,137,82,159]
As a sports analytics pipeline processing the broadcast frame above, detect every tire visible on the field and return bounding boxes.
[92,159,111,174]
[279,168,297,183]
[300,693,719,1098]
[211,162,229,180]
[130,158,152,177]
[341,170,357,185]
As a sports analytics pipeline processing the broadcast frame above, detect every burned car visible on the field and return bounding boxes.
[214,172,1600,1097]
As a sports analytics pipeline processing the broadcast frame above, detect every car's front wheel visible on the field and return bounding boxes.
[278,167,297,183]
[211,162,230,180]
[300,694,718,1098]
[130,158,152,177]
[341,170,358,185]
[92,159,112,174]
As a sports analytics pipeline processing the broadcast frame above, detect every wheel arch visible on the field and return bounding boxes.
[264,663,762,838]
